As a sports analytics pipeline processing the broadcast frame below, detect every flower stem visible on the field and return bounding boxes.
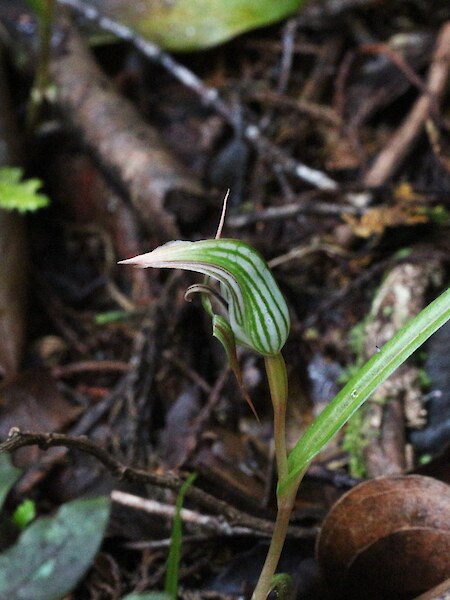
[252,353,299,600]
[251,473,305,600]
[264,353,288,482]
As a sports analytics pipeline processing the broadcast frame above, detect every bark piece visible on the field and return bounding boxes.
[0,211,27,379]
[0,51,26,380]
[50,150,151,300]
[51,21,205,241]
[362,261,442,477]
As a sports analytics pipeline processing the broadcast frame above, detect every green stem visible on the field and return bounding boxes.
[251,472,305,600]
[264,353,288,482]
[251,353,294,600]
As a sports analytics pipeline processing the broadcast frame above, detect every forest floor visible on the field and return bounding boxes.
[1,1,450,599]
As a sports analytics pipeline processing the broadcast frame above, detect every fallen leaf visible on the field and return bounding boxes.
[342,204,428,238]
[0,496,110,600]
[317,475,450,599]
[0,369,81,467]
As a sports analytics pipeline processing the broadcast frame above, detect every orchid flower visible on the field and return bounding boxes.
[120,239,290,422]
[120,238,290,357]
[121,237,293,599]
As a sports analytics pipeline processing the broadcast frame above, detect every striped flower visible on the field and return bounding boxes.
[120,239,290,357]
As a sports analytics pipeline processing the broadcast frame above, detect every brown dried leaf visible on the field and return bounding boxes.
[317,475,450,599]
[343,184,428,238]
[343,205,427,238]
[0,369,81,467]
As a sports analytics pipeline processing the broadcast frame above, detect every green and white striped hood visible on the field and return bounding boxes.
[120,239,290,356]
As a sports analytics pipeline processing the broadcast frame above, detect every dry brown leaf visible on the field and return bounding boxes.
[343,183,428,238]
[0,369,81,468]
[317,475,450,599]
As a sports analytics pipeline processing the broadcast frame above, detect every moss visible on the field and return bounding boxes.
[342,408,372,478]
[340,316,375,478]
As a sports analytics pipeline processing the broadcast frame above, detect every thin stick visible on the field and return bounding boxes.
[112,490,256,537]
[227,197,360,228]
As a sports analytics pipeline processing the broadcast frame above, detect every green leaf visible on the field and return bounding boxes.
[0,168,49,213]
[95,310,129,324]
[164,473,196,600]
[0,496,110,600]
[279,287,450,495]
[87,0,304,51]
[0,455,21,512]
[270,573,294,600]
[11,499,36,529]
[11,500,37,530]
[120,239,290,357]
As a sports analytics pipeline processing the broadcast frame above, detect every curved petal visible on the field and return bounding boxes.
[120,239,290,356]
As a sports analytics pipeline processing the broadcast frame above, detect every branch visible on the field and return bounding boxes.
[112,490,258,537]
[0,428,316,539]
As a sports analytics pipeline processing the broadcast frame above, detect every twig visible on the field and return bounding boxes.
[299,249,450,332]
[364,21,450,186]
[306,464,360,489]
[0,48,26,379]
[269,239,348,269]
[56,0,338,191]
[227,196,360,228]
[277,18,298,95]
[51,359,130,378]
[112,490,257,537]
[247,89,342,127]
[0,428,316,539]
[360,43,432,99]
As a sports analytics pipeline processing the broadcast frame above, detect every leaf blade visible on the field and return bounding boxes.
[279,287,450,495]
[0,496,110,600]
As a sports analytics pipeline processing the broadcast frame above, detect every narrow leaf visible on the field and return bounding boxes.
[164,473,197,600]
[279,287,450,495]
